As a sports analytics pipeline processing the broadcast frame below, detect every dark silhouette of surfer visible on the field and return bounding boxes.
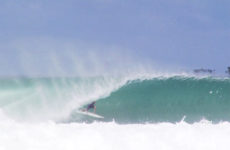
[84,101,96,113]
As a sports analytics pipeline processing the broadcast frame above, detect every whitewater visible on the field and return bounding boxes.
[0,73,230,150]
[1,119,230,150]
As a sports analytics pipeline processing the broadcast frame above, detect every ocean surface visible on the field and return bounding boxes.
[1,74,230,149]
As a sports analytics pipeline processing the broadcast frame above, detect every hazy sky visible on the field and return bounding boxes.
[0,0,230,76]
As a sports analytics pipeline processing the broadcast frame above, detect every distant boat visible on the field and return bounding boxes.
[225,67,230,75]
[193,68,215,74]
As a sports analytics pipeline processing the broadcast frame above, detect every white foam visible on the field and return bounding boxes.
[0,76,131,122]
[0,118,230,150]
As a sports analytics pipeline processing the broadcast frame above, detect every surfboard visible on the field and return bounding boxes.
[76,110,104,119]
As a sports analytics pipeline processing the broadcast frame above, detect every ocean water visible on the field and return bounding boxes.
[0,74,230,149]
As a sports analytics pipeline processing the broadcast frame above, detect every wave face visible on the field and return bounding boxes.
[91,77,230,123]
[0,76,230,124]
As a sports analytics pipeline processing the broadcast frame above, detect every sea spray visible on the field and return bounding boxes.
[0,76,128,121]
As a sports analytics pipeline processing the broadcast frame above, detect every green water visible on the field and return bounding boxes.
[94,77,230,123]
[0,76,230,123]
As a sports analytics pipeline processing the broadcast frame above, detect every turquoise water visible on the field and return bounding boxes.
[0,76,230,123]
[95,77,230,123]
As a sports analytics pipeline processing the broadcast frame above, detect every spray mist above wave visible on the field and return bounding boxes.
[4,38,153,77]
[3,37,197,78]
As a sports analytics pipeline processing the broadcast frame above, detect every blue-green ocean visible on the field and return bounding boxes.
[0,75,229,124]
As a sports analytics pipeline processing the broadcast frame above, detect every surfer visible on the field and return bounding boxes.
[78,101,103,118]
[85,101,96,113]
